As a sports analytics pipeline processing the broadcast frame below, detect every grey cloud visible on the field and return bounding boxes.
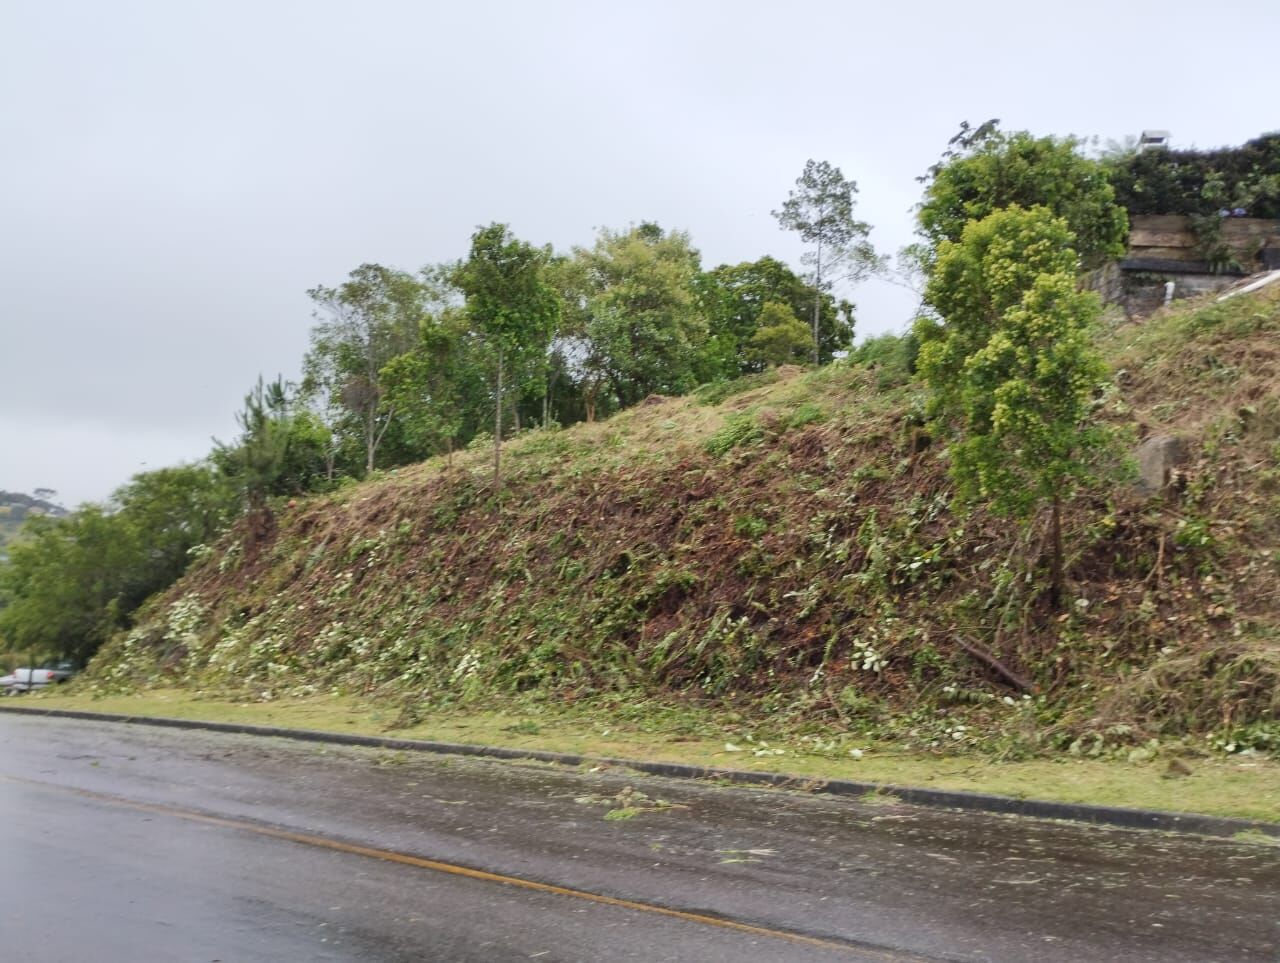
[3,0,1276,504]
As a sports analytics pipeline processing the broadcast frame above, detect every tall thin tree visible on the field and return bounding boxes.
[773,160,880,365]
[454,224,560,496]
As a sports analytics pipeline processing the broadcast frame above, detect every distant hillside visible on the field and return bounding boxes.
[86,285,1280,755]
[0,491,67,561]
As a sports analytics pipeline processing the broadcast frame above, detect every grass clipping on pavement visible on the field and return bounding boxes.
[13,688,1279,825]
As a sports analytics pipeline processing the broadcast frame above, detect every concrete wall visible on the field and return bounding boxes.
[1109,215,1280,317]
[1123,214,1280,274]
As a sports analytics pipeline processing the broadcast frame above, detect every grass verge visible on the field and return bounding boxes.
[9,688,1278,824]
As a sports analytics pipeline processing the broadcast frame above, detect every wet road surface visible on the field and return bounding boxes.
[1,714,1276,961]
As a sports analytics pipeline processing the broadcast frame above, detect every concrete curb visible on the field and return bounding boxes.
[4,704,1277,841]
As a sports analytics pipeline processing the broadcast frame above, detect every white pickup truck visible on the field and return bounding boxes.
[1,663,76,694]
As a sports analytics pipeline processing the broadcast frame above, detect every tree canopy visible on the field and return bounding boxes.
[454,223,561,489]
[0,465,235,663]
[304,263,426,475]
[746,301,813,367]
[917,124,1128,268]
[698,256,851,376]
[917,204,1079,418]
[571,223,705,407]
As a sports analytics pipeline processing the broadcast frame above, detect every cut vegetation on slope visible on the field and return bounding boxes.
[83,288,1280,764]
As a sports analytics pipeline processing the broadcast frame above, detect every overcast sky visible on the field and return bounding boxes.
[3,0,1276,508]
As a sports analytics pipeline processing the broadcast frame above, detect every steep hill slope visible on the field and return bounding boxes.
[89,287,1280,756]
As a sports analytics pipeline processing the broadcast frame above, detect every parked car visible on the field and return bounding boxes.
[1,662,76,694]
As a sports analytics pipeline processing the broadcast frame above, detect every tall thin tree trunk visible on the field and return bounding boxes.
[811,239,823,367]
[493,346,504,496]
[542,362,555,429]
[1050,492,1064,611]
[368,401,395,476]
[811,293,821,366]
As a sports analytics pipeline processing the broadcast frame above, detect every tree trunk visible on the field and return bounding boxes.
[369,402,395,476]
[1049,492,1064,611]
[245,491,274,555]
[493,347,504,496]
[811,239,823,367]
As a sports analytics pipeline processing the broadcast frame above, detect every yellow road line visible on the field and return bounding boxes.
[6,775,922,960]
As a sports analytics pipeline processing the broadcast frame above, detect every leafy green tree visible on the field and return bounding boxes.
[850,331,919,388]
[917,123,1127,268]
[916,206,1111,609]
[454,223,560,492]
[953,272,1108,607]
[279,409,339,491]
[545,253,611,422]
[111,465,238,593]
[0,509,135,663]
[379,309,470,462]
[214,377,328,541]
[773,160,880,364]
[0,465,234,663]
[699,256,852,375]
[916,204,1079,419]
[745,301,814,367]
[573,223,706,408]
[534,342,578,427]
[304,264,426,475]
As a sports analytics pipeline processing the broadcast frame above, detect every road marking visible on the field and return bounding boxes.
[5,775,923,960]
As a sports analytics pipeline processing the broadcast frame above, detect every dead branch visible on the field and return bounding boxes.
[1144,532,1166,587]
[954,635,1034,693]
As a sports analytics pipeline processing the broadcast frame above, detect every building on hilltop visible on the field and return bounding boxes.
[1093,130,1280,315]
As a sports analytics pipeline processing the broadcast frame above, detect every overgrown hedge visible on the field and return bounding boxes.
[1108,133,1280,219]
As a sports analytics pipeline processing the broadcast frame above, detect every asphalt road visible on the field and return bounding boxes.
[1,714,1275,962]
